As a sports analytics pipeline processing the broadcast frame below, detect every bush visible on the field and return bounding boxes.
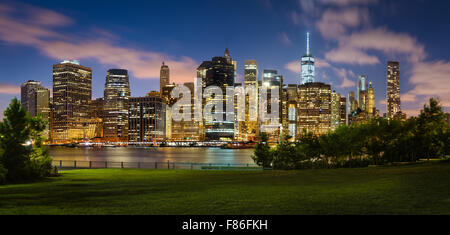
[26,145,53,178]
[0,164,6,184]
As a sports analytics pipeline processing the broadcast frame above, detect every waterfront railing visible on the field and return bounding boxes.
[52,160,262,171]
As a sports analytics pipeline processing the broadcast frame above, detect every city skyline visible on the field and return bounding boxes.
[1,0,450,120]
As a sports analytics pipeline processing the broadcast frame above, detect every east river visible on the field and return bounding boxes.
[49,146,255,164]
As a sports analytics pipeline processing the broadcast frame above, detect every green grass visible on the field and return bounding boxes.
[1,161,450,215]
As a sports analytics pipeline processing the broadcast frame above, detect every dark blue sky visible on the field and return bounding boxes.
[1,0,450,118]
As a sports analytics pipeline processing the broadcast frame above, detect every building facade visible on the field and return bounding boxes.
[160,62,170,94]
[103,69,130,142]
[128,95,166,143]
[170,82,201,142]
[281,84,298,141]
[21,80,51,139]
[21,80,43,114]
[261,70,282,142]
[88,98,104,140]
[51,60,92,143]
[297,82,331,136]
[386,61,401,118]
[198,49,235,141]
[242,60,259,142]
[367,82,376,116]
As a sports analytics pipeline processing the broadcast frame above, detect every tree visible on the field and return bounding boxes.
[416,98,448,160]
[252,132,273,168]
[0,98,53,182]
[0,98,33,181]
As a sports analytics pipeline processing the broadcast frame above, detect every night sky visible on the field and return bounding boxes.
[1,0,450,119]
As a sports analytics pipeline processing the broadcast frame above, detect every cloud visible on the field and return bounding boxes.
[403,61,450,107]
[402,109,420,118]
[316,58,332,68]
[24,4,73,26]
[332,67,356,88]
[299,0,317,12]
[0,3,197,84]
[318,0,378,6]
[324,28,426,65]
[0,83,20,95]
[279,32,292,45]
[325,46,380,65]
[285,61,300,74]
[40,40,197,83]
[316,7,370,39]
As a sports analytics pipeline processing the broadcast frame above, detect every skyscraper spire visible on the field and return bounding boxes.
[306,32,310,56]
[300,32,315,84]
[224,48,231,64]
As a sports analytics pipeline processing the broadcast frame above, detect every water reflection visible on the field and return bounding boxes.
[49,146,255,164]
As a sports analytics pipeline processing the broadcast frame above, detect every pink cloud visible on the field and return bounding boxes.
[319,0,378,6]
[316,7,369,39]
[285,61,300,73]
[345,28,426,63]
[279,32,292,45]
[324,28,425,65]
[325,46,380,65]
[402,109,420,118]
[403,61,450,108]
[0,4,197,84]
[332,67,356,88]
[316,58,332,68]
[0,83,20,95]
[24,5,73,26]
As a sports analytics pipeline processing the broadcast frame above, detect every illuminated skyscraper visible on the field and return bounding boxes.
[160,62,170,94]
[386,61,401,118]
[244,60,258,86]
[340,96,347,126]
[52,60,92,143]
[348,91,357,114]
[367,82,375,116]
[331,91,341,131]
[261,70,282,142]
[242,60,259,141]
[198,49,235,141]
[103,69,130,142]
[331,92,347,131]
[128,94,166,143]
[297,82,331,136]
[170,82,201,141]
[301,32,315,84]
[89,98,104,139]
[358,75,367,111]
[281,84,298,141]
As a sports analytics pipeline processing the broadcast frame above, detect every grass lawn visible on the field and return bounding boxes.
[1,161,450,215]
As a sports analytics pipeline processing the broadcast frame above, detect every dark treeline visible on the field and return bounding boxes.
[253,98,450,170]
[0,98,54,184]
